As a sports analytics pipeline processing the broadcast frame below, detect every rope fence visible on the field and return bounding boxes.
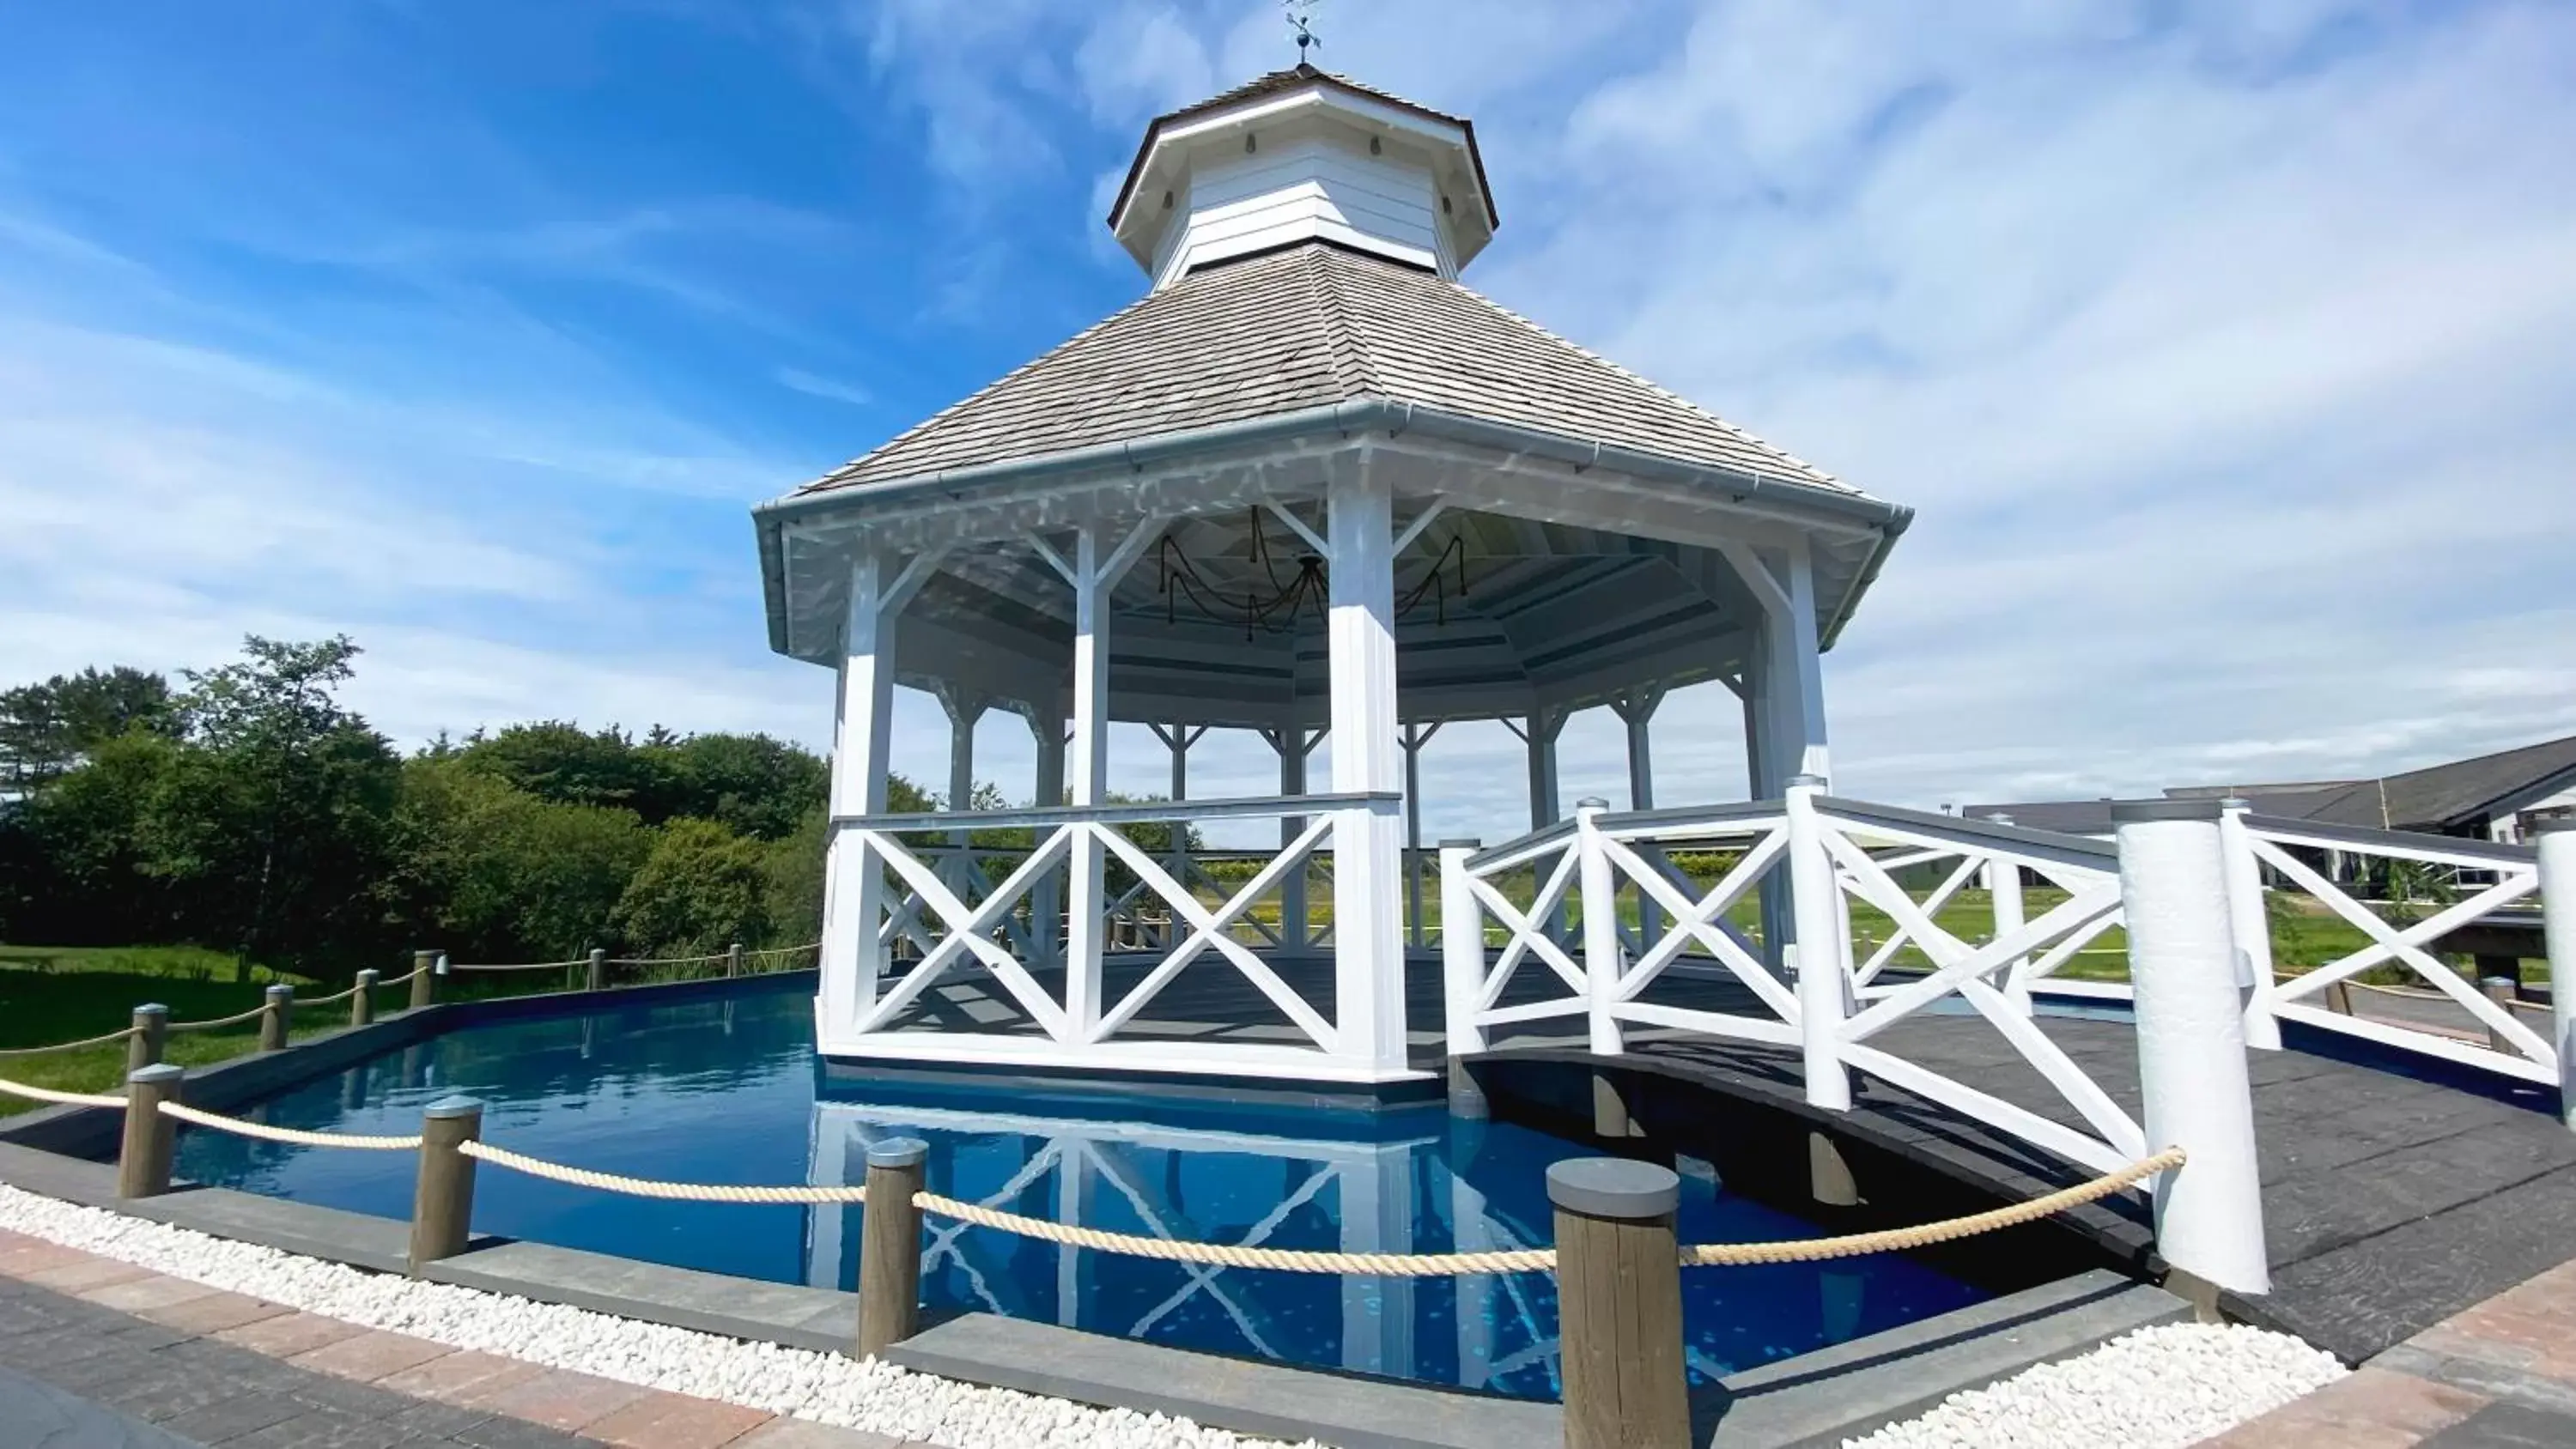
[0,1076,127,1108]
[165,1004,271,1034]
[459,1140,871,1203]
[0,1025,138,1058]
[444,957,589,973]
[158,1101,422,1151]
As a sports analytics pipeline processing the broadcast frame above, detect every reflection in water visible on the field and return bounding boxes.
[173,979,1984,1399]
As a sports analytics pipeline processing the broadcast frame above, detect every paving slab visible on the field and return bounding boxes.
[423,1239,855,1354]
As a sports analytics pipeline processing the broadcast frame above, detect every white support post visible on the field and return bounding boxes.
[2537,821,2576,1132]
[1402,721,1441,950]
[1327,463,1409,1075]
[1441,840,1486,1061]
[1576,798,1625,1057]
[1984,813,2031,1015]
[941,691,984,897]
[1272,724,1316,951]
[2113,799,2269,1299]
[1512,706,1569,943]
[1154,723,1203,949]
[1028,708,1066,971]
[1785,776,1850,1110]
[1067,526,1113,1040]
[2221,798,2281,1051]
[1614,688,1665,946]
[820,550,908,1044]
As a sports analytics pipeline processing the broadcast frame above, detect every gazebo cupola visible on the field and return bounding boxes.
[1106,63,1498,288]
[753,62,1912,1088]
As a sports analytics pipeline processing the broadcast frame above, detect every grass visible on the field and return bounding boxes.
[0,962,366,1116]
[0,942,306,986]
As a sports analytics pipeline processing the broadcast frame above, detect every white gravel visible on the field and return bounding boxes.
[0,1184,1319,1449]
[1846,1320,2346,1448]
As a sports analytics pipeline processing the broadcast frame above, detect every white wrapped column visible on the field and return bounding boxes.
[1327,466,1408,1075]
[2114,798,2269,1298]
[819,549,926,1046]
[2538,820,2576,1131]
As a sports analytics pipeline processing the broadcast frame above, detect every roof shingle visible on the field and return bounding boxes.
[799,242,1851,498]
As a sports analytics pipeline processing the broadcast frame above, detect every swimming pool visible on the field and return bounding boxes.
[174,979,1987,1399]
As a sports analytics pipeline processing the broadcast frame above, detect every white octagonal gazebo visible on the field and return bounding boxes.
[752,64,1911,1087]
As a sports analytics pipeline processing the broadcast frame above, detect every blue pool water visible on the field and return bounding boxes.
[175,979,1987,1399]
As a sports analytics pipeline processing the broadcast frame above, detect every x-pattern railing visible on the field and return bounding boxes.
[2231,812,2555,1083]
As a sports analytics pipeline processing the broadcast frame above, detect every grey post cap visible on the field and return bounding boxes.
[1439,836,1482,849]
[134,1003,167,1017]
[264,984,294,998]
[1576,796,1611,810]
[2536,817,2576,836]
[423,1095,485,1119]
[1546,1157,1680,1220]
[126,1063,184,1085]
[2109,797,2223,824]
[356,968,379,979]
[868,1137,930,1169]
[2481,976,2518,988]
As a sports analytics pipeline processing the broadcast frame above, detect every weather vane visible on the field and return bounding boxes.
[1285,0,1320,62]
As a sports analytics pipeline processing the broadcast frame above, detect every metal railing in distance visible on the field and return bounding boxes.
[2231,805,2565,1093]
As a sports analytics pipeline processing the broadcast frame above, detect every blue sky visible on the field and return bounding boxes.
[3,1,2573,840]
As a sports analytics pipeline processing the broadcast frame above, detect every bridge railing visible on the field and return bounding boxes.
[2227,806,2567,1088]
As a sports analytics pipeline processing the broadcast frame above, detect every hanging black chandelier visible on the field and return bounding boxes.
[1155,507,1469,640]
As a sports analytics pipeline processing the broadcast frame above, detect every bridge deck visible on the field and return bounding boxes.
[858,950,2576,1363]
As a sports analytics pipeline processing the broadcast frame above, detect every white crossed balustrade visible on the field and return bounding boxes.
[826,791,1404,1081]
[1444,783,2149,1175]
[2228,808,2563,1085]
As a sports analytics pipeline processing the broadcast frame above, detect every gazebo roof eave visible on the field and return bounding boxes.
[753,397,1913,662]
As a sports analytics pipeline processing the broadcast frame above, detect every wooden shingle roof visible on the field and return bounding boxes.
[799,242,1852,499]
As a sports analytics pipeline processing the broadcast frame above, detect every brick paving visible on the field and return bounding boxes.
[2211,1256,2576,1447]
[0,1228,916,1449]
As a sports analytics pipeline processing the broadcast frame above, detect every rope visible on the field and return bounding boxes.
[918,1148,2184,1275]
[165,1004,271,1033]
[744,943,819,959]
[289,983,364,1008]
[913,1194,1554,1274]
[605,951,732,967]
[0,1026,138,1058]
[1676,1147,2182,1264]
[0,1076,128,1108]
[380,967,426,987]
[157,1101,422,1150]
[447,958,588,973]
[459,1140,869,1203]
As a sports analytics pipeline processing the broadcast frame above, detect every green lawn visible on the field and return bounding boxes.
[0,959,375,1116]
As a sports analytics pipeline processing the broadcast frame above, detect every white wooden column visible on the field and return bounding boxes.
[1028,706,1066,971]
[1327,465,1408,1074]
[1030,520,1160,1040]
[1613,687,1666,945]
[819,547,938,1049]
[1151,723,1207,944]
[1271,723,1320,951]
[1723,537,1832,977]
[1402,720,1442,949]
[940,689,985,895]
[1504,705,1569,943]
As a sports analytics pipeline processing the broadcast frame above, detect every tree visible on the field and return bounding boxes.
[384,757,651,964]
[653,732,828,840]
[453,722,679,819]
[612,818,771,959]
[154,636,399,979]
[0,666,174,791]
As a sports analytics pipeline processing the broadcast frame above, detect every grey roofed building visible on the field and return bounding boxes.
[1968,731,2576,843]
[794,239,1855,502]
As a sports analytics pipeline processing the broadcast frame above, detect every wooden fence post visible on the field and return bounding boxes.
[586,949,605,992]
[127,1004,167,1074]
[857,1137,928,1355]
[727,942,744,979]
[409,1096,483,1275]
[2482,976,2520,1055]
[350,970,378,1028]
[1549,1157,1688,1449]
[117,1064,185,1199]
[258,985,292,1052]
[410,949,437,1009]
